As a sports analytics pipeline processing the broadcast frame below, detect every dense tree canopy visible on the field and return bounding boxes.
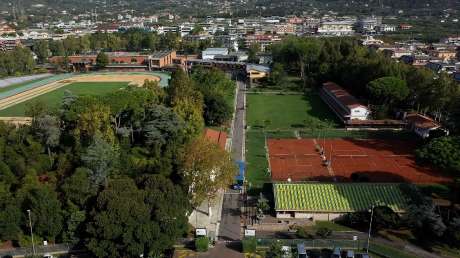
[192,67,234,126]
[0,47,35,78]
[272,37,460,126]
[416,136,460,174]
[0,70,236,257]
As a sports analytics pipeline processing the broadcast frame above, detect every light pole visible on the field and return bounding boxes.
[27,209,36,256]
[366,205,375,253]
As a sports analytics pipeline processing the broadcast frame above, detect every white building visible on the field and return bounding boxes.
[319,82,370,122]
[202,48,229,60]
[317,20,355,35]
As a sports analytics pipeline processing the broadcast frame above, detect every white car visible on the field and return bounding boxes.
[281,245,292,258]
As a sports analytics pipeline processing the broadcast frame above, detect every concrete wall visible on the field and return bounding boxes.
[276,211,348,221]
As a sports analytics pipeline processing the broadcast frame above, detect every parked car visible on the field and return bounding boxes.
[281,245,292,258]
[346,250,355,258]
[356,253,370,258]
[297,243,308,258]
[331,247,341,258]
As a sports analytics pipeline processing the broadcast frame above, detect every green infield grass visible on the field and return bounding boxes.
[0,82,129,117]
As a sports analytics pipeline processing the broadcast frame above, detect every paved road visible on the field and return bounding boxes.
[231,80,246,162]
[218,80,245,246]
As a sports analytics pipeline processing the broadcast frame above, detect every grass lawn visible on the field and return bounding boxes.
[245,130,296,193]
[0,82,129,117]
[0,76,52,93]
[313,221,355,232]
[246,131,270,191]
[247,93,339,130]
[369,242,417,258]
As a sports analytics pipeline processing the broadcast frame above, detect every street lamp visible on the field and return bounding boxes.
[366,205,375,253]
[27,209,36,256]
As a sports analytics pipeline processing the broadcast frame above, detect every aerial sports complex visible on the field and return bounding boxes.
[0,72,170,119]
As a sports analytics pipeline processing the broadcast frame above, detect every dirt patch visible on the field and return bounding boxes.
[72,74,160,86]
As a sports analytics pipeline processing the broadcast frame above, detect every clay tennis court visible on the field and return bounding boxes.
[268,138,450,184]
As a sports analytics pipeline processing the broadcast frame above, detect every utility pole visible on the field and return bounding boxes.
[27,209,36,256]
[366,205,375,253]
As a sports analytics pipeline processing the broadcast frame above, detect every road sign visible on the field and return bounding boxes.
[245,229,256,237]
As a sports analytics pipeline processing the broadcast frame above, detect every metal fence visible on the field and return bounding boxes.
[0,243,72,257]
[255,238,367,250]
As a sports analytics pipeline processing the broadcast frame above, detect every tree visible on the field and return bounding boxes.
[268,63,287,86]
[180,136,236,216]
[35,115,61,165]
[203,93,232,126]
[366,76,409,105]
[22,186,63,241]
[81,136,119,188]
[416,136,460,174]
[167,70,204,140]
[96,51,109,69]
[192,67,234,126]
[143,105,184,147]
[61,167,95,207]
[86,178,151,258]
[0,183,21,241]
[33,40,50,64]
[267,241,284,258]
[87,176,188,258]
[247,43,260,63]
[406,201,447,239]
[139,175,190,255]
[49,40,65,56]
[191,25,204,35]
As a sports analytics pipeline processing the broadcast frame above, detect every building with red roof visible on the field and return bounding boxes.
[404,113,446,138]
[319,82,370,123]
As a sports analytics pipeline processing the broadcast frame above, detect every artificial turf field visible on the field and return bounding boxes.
[0,82,129,116]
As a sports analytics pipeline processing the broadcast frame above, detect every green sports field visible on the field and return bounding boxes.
[0,82,129,116]
[246,93,340,130]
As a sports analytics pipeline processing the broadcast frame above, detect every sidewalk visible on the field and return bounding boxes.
[188,189,225,240]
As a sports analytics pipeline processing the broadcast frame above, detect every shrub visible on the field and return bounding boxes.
[296,226,313,239]
[316,227,332,238]
[195,236,209,252]
[242,237,257,253]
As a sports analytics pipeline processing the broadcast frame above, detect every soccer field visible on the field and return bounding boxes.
[0,82,129,116]
[246,93,339,130]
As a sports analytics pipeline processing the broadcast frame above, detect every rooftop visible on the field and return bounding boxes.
[204,128,227,150]
[150,50,174,59]
[405,113,440,129]
[322,82,366,109]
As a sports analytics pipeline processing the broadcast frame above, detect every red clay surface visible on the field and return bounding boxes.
[268,138,451,184]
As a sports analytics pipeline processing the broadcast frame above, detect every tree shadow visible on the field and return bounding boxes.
[225,241,242,252]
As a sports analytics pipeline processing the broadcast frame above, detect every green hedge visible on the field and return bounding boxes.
[195,237,209,252]
[243,237,257,253]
